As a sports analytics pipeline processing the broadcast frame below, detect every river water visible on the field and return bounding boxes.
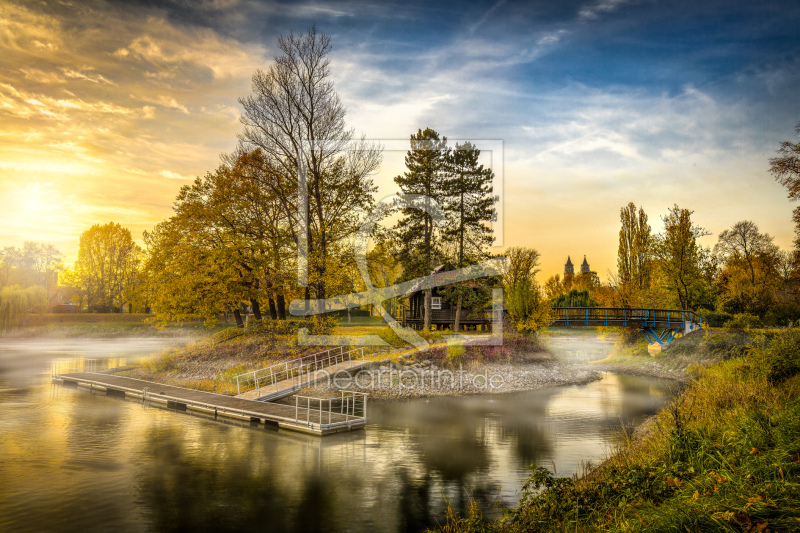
[0,336,674,532]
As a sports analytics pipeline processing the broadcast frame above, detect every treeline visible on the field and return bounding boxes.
[102,28,504,330]
[0,242,60,330]
[542,200,799,327]
[8,28,800,335]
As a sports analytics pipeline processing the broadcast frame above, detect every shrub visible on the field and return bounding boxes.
[697,309,732,328]
[753,328,800,384]
[723,313,763,332]
[763,302,800,327]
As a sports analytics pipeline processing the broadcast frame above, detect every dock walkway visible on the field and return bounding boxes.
[54,372,367,436]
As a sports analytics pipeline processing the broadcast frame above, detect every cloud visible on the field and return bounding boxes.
[578,0,632,21]
[61,68,116,85]
[469,0,507,34]
[0,3,62,51]
[113,17,265,80]
[159,170,193,180]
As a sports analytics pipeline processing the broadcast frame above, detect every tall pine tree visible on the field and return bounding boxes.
[394,128,449,330]
[440,141,497,331]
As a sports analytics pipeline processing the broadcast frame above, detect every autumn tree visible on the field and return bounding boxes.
[543,274,565,300]
[714,220,780,316]
[236,27,381,306]
[770,121,800,257]
[145,162,295,327]
[394,128,449,330]
[653,205,709,311]
[74,222,142,312]
[617,202,652,306]
[501,247,552,334]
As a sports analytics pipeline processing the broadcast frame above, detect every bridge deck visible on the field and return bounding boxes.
[54,373,366,436]
[550,307,702,330]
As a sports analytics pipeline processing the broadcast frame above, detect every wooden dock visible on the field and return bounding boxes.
[53,372,367,436]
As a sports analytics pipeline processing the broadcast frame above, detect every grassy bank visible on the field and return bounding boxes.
[591,328,781,377]
[435,329,800,532]
[2,313,226,339]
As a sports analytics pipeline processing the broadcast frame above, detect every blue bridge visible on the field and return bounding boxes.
[551,307,703,348]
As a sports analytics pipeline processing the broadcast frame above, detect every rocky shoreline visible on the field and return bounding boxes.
[290,353,602,400]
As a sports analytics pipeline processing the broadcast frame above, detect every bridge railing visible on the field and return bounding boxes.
[552,307,702,328]
[234,347,366,396]
[293,391,368,430]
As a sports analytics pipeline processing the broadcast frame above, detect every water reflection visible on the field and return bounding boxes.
[0,338,674,532]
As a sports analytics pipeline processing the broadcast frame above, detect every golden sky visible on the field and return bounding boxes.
[1,0,798,279]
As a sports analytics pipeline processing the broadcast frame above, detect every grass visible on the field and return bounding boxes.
[432,328,800,532]
[2,320,225,339]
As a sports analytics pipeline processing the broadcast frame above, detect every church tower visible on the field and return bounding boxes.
[564,256,574,276]
[581,255,590,274]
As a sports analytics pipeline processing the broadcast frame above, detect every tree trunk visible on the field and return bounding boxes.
[264,274,278,319]
[250,298,262,321]
[424,290,432,330]
[267,296,277,320]
[233,309,244,328]
[454,292,462,332]
[276,294,287,320]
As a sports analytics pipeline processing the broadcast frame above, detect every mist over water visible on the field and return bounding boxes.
[0,335,673,532]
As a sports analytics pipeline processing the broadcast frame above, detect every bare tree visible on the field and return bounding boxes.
[770,121,800,257]
[236,26,381,303]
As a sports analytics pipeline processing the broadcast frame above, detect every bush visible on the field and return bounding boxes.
[698,309,732,328]
[723,313,763,332]
[754,328,800,384]
[763,302,800,327]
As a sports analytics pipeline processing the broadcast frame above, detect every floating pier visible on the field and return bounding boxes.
[52,371,367,436]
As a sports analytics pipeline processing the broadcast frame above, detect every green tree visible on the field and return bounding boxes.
[501,247,552,334]
[394,127,449,330]
[653,205,709,311]
[617,202,652,306]
[552,289,597,308]
[440,141,498,331]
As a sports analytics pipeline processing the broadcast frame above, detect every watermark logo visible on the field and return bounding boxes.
[288,140,506,349]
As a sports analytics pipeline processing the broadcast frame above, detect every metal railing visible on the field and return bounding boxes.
[51,373,367,432]
[551,307,703,328]
[294,391,368,430]
[51,358,97,377]
[234,347,366,396]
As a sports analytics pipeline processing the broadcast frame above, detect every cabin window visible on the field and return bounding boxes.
[431,297,441,310]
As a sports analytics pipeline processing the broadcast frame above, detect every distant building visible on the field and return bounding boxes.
[46,270,79,313]
[564,255,590,276]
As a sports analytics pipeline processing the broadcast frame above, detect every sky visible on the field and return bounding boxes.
[1,0,799,279]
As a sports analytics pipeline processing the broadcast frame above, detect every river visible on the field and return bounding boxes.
[0,335,675,532]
